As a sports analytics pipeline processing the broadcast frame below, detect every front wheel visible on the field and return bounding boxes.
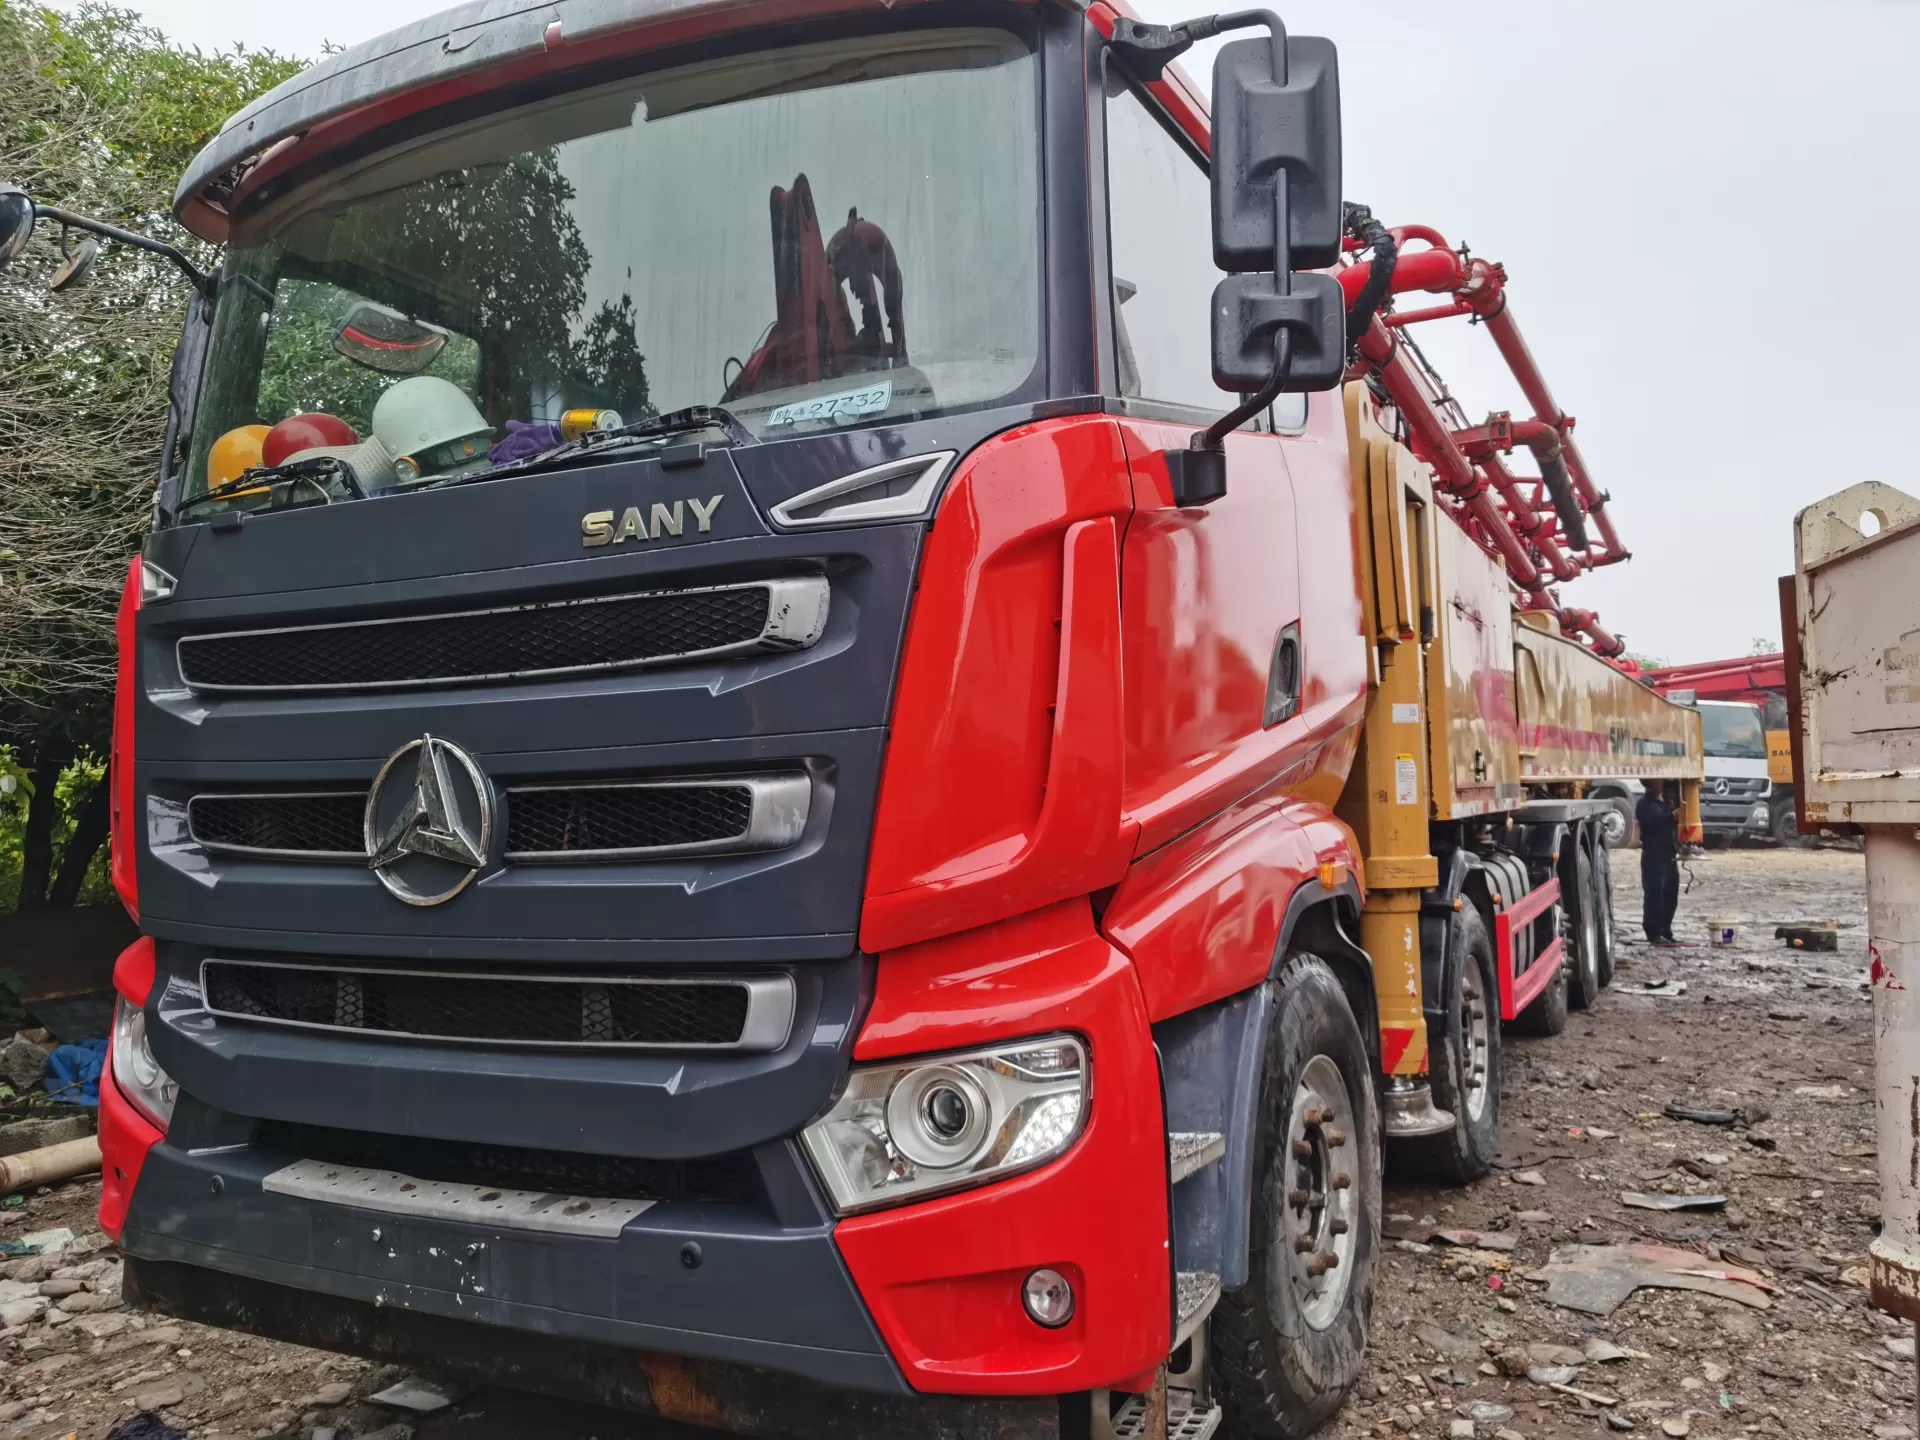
[1213,955,1379,1440]
[1770,801,1808,847]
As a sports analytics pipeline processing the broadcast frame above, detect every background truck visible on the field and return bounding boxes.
[1646,656,1798,843]
[1,3,1700,1436]
[1788,481,1920,1424]
[1587,697,1769,848]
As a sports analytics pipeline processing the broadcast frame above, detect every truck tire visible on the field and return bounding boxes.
[1398,906,1499,1183]
[1769,800,1807,847]
[1214,954,1379,1440]
[1564,843,1602,1011]
[1599,794,1637,849]
[1592,840,1616,989]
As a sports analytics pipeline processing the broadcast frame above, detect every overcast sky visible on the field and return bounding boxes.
[83,0,1920,665]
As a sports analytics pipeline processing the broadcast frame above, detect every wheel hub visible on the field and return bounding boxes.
[1462,961,1491,1123]
[1282,1054,1358,1329]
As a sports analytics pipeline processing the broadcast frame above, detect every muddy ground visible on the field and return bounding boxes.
[0,845,1902,1440]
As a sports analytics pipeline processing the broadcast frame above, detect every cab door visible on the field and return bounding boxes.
[1100,69,1322,855]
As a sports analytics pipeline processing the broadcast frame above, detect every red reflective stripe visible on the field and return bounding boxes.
[1378,1025,1418,1073]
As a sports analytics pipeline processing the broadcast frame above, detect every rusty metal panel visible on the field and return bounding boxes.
[1427,515,1522,817]
[1793,481,1920,825]
[1512,618,1700,784]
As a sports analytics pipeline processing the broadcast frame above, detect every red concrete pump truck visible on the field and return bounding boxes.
[0,1,1702,1435]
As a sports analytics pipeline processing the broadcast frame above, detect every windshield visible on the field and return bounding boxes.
[181,27,1041,509]
[1699,703,1767,760]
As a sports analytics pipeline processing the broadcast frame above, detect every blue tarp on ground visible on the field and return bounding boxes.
[42,1037,107,1106]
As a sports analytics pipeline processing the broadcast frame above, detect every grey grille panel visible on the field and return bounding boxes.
[176,575,830,694]
[186,774,811,863]
[505,774,810,862]
[202,959,796,1052]
[188,791,367,860]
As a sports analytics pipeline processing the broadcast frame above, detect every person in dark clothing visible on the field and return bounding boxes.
[1636,779,1680,945]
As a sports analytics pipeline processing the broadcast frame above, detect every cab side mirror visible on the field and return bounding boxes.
[1115,15,1345,506]
[1209,33,1345,394]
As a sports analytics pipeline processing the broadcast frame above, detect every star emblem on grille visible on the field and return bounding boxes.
[364,734,491,906]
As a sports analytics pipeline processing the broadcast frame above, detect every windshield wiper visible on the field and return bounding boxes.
[421,404,758,494]
[176,455,366,521]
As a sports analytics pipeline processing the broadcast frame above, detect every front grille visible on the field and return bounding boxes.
[1707,777,1768,799]
[508,784,750,855]
[202,959,794,1051]
[187,773,811,864]
[189,792,366,858]
[176,576,829,694]
[254,1119,754,1205]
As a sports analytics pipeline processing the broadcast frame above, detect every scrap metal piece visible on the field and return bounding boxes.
[1535,1244,1775,1317]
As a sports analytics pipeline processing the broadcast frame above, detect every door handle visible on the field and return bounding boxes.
[1265,620,1302,727]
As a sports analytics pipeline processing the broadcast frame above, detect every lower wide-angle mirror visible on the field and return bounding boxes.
[0,184,36,268]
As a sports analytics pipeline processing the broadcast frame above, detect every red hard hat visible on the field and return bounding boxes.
[262,412,358,467]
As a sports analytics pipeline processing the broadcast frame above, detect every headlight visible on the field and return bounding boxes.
[112,997,177,1129]
[801,1035,1087,1215]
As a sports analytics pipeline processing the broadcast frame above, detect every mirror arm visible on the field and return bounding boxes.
[33,205,215,299]
[1108,8,1287,82]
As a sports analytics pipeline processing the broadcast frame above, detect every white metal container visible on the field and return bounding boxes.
[1792,482,1920,1349]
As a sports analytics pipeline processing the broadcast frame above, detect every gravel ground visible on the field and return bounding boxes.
[0,845,1896,1440]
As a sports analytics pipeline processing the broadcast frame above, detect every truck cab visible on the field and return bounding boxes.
[81,5,1380,1437]
[1692,698,1772,841]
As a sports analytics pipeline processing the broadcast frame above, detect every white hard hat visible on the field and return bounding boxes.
[371,376,491,479]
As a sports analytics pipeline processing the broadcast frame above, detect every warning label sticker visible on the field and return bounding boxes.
[1395,754,1419,806]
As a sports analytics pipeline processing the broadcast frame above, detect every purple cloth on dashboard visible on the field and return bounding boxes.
[489,419,563,464]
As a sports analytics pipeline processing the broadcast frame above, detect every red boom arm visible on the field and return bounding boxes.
[1340,225,1629,657]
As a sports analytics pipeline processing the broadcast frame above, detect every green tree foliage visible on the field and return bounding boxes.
[0,2,300,909]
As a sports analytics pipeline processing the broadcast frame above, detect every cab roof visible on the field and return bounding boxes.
[173,0,987,242]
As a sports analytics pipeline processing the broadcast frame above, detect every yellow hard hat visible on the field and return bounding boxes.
[207,425,271,491]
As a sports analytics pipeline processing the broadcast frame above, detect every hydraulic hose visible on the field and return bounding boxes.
[1341,203,1397,361]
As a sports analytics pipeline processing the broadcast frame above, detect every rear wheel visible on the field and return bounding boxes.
[1591,840,1616,988]
[1564,843,1602,1011]
[1600,795,1637,849]
[1509,880,1570,1038]
[1399,906,1500,1183]
[1214,955,1379,1440]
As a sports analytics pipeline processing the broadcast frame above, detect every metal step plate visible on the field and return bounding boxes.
[1110,1390,1223,1440]
[1174,1269,1222,1347]
[1168,1131,1226,1184]
[262,1159,653,1237]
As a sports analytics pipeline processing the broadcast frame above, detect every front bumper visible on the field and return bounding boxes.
[105,902,1170,1417]
[120,1130,902,1392]
[1699,799,1770,834]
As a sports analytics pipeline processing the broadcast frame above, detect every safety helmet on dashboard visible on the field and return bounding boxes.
[207,424,271,490]
[371,376,492,481]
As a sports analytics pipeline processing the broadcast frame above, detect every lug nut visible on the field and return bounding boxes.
[1292,1139,1314,1160]
[1303,1106,1328,1126]
[1293,1235,1315,1253]
[1333,1172,1351,1189]
[1324,1129,1347,1148]
[1329,1218,1349,1236]
[1305,1252,1340,1276]
[1289,1187,1310,1208]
